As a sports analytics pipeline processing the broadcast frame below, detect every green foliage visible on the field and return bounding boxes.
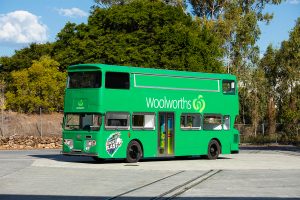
[93,0,185,8]
[241,17,300,138]
[190,0,281,74]
[0,0,298,142]
[259,45,278,135]
[5,56,66,113]
[237,67,267,131]
[0,43,54,73]
[260,45,278,91]
[276,18,300,135]
[54,0,223,72]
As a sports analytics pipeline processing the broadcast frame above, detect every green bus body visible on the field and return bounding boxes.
[62,64,239,161]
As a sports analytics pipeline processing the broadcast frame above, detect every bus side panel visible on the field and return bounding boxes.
[174,130,233,156]
[97,130,129,159]
[96,129,157,159]
[130,130,157,158]
[174,128,207,156]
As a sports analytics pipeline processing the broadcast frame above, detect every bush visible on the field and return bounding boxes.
[241,133,300,146]
[5,56,66,113]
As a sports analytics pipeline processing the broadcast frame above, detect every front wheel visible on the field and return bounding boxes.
[126,140,143,163]
[206,140,220,160]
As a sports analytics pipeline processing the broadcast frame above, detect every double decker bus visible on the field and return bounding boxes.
[62,64,239,162]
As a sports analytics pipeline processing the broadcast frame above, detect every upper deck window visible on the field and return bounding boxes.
[68,71,102,88]
[105,72,130,89]
[222,80,235,94]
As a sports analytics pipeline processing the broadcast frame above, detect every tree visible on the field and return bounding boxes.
[0,43,54,73]
[54,0,223,73]
[5,56,66,113]
[276,18,300,134]
[189,0,283,136]
[53,22,88,70]
[259,45,278,135]
[237,66,267,135]
[190,0,281,74]
[93,0,185,8]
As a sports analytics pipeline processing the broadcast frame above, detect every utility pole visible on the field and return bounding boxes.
[40,107,43,138]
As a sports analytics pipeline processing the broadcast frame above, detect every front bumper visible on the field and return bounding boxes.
[61,150,98,157]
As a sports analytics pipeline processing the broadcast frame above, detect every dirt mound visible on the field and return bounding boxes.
[0,135,62,149]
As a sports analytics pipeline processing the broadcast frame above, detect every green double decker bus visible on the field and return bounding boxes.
[62,64,239,162]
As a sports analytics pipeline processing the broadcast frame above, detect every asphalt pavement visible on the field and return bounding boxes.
[0,146,299,200]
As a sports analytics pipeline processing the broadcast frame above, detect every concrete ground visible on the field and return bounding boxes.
[0,146,299,200]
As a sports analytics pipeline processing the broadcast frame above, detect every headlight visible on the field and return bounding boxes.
[64,139,73,149]
[86,140,96,147]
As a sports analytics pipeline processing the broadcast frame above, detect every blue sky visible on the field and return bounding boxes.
[0,0,299,58]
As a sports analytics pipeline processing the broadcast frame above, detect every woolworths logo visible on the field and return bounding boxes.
[76,99,85,110]
[192,95,206,113]
[78,99,84,107]
[145,95,206,113]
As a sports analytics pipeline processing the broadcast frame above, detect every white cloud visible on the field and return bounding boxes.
[287,0,300,4]
[0,10,48,44]
[57,8,88,18]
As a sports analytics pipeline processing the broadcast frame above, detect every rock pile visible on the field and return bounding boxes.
[0,135,62,150]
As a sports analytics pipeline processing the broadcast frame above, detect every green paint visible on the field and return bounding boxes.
[62,64,239,159]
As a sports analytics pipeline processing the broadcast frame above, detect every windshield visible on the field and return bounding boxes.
[64,114,102,131]
[68,71,102,88]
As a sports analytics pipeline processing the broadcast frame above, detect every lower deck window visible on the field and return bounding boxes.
[203,115,222,130]
[180,113,201,129]
[105,112,130,129]
[132,113,155,129]
[64,114,101,131]
[223,115,230,130]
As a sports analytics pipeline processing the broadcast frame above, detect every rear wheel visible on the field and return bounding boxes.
[126,140,142,163]
[207,140,220,160]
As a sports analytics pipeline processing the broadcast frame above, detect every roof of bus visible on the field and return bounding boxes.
[68,63,236,80]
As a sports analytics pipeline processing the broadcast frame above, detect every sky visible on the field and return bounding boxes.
[0,0,299,58]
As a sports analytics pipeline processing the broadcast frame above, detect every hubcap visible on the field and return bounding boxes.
[129,145,139,159]
[210,144,217,157]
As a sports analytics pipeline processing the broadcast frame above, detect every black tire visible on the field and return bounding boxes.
[126,140,143,163]
[206,139,220,160]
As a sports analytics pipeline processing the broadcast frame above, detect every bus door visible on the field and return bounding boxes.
[158,112,174,156]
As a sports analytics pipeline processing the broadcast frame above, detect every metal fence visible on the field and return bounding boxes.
[236,123,300,144]
[236,123,300,136]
